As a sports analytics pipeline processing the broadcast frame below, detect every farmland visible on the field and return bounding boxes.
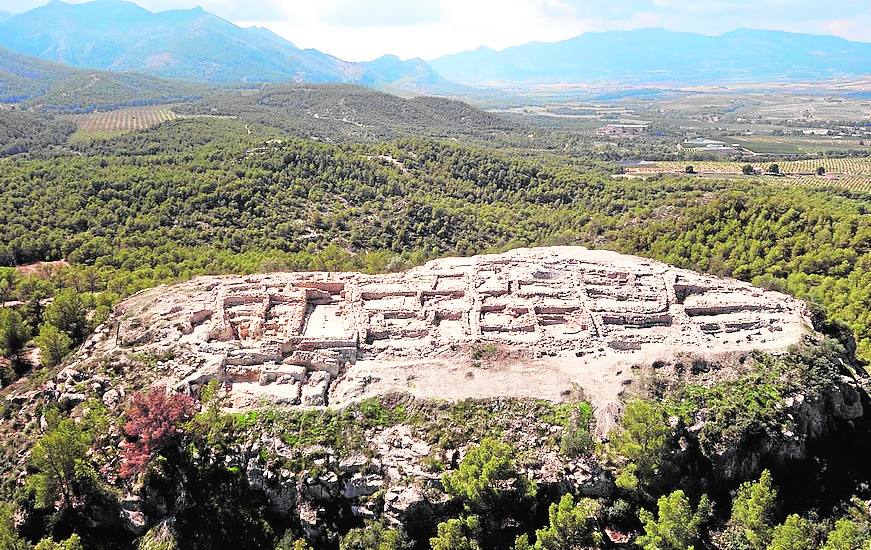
[67,105,181,140]
[621,158,871,193]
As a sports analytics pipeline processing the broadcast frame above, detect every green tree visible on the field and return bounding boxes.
[34,534,85,550]
[34,324,72,367]
[816,166,826,176]
[340,521,410,550]
[442,438,536,512]
[28,415,96,510]
[0,308,29,357]
[0,502,29,550]
[728,470,778,550]
[532,493,602,550]
[606,399,671,491]
[637,490,712,550]
[767,514,818,550]
[742,164,755,175]
[430,516,481,550]
[767,164,780,175]
[44,289,89,342]
[822,518,871,550]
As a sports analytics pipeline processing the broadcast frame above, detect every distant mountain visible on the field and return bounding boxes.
[0,0,455,93]
[0,45,202,111]
[430,28,871,85]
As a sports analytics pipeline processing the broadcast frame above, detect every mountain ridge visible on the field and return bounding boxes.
[430,27,871,85]
[0,0,458,93]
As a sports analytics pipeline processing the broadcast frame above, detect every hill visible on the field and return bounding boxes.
[174,84,527,143]
[0,0,456,93]
[430,28,871,85]
[0,45,202,112]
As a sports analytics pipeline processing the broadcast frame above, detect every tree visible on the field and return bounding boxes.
[430,516,481,550]
[767,514,818,550]
[120,387,197,478]
[0,308,29,357]
[742,164,755,175]
[767,164,780,175]
[44,289,89,342]
[28,416,95,510]
[727,470,777,550]
[0,502,29,550]
[340,521,411,550]
[442,438,536,512]
[532,493,602,550]
[685,166,695,174]
[34,324,72,367]
[606,399,671,491]
[822,518,871,550]
[34,534,85,550]
[637,490,712,550]
[816,166,826,176]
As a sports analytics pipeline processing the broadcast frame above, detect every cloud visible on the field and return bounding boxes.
[321,0,442,27]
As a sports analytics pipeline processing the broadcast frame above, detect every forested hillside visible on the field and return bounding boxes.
[0,46,202,112]
[0,110,76,155]
[174,85,528,144]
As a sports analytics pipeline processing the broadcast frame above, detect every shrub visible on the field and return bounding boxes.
[532,494,603,549]
[120,387,196,478]
[442,438,536,512]
[559,402,594,458]
[340,521,411,550]
[0,308,29,357]
[637,490,712,550]
[34,324,72,367]
[430,516,481,550]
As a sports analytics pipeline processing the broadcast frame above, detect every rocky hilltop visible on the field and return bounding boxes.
[78,246,811,416]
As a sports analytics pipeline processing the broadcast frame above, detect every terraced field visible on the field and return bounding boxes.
[68,105,181,139]
[622,158,871,193]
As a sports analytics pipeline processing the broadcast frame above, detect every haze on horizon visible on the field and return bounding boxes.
[1,0,870,62]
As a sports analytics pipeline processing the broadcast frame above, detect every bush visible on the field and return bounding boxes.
[120,387,196,478]
[605,399,671,492]
[34,323,72,367]
[637,490,712,550]
[430,516,481,550]
[532,494,602,549]
[559,402,594,458]
[0,308,29,357]
[442,438,536,512]
[340,521,411,550]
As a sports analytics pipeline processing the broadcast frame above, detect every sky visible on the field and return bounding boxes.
[2,0,871,61]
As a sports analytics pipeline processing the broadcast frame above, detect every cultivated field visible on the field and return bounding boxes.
[67,105,180,139]
[622,158,871,193]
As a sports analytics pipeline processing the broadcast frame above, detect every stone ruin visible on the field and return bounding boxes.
[106,247,812,410]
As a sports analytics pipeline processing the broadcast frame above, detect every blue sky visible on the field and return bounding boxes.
[2,0,870,60]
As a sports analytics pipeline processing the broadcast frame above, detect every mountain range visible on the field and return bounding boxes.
[0,0,458,93]
[1,0,871,93]
[430,28,871,84]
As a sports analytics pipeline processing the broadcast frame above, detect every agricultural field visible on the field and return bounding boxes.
[622,158,871,193]
[718,134,870,155]
[67,105,181,140]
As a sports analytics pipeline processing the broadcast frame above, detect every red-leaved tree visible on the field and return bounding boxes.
[120,386,196,479]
